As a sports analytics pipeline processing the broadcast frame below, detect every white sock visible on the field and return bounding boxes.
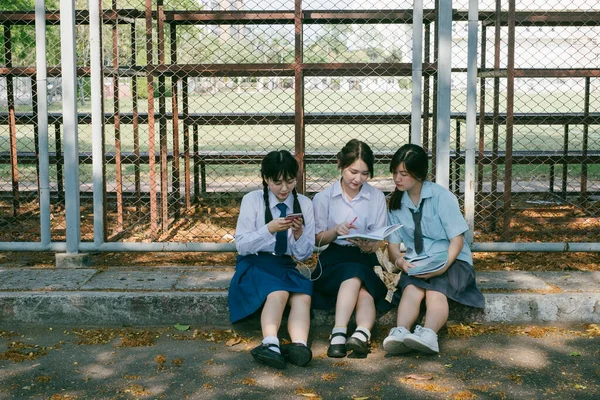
[262,336,281,354]
[331,327,347,345]
[293,340,307,346]
[351,326,371,342]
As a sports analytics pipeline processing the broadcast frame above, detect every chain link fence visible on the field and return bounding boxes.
[0,0,598,248]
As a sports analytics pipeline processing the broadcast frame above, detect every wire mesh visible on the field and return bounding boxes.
[0,0,599,247]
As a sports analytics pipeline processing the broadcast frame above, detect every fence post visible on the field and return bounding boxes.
[59,0,81,254]
[435,0,452,189]
[411,0,424,146]
[35,0,51,247]
[464,0,478,244]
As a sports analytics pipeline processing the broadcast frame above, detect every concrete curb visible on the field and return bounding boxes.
[0,269,598,326]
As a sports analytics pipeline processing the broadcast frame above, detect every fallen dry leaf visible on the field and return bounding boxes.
[225,337,242,347]
[241,378,257,386]
[405,373,434,381]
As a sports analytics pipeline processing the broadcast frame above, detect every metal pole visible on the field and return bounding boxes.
[503,0,515,239]
[60,0,81,254]
[90,0,105,246]
[411,0,424,145]
[435,0,452,189]
[35,0,51,246]
[294,0,306,193]
[464,0,478,244]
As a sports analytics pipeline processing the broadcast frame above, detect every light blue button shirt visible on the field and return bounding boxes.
[313,180,387,246]
[235,189,315,260]
[387,181,473,265]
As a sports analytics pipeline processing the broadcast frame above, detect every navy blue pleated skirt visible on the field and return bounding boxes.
[228,253,313,324]
[311,243,392,312]
[392,259,485,309]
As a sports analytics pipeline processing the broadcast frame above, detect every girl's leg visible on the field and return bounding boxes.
[396,284,425,329]
[423,290,449,333]
[287,293,311,343]
[334,277,362,327]
[354,287,376,332]
[261,290,290,338]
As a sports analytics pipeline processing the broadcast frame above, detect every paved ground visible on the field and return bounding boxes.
[1,323,599,400]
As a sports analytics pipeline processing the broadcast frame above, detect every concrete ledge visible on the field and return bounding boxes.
[55,253,91,269]
[0,270,599,327]
[0,290,598,326]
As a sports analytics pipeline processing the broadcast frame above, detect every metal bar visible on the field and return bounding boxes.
[35,0,50,246]
[502,0,516,239]
[145,0,158,240]
[431,4,439,179]
[464,0,478,244]
[479,69,600,78]
[452,120,460,192]
[422,22,431,151]
[411,0,424,145]
[55,123,64,203]
[90,0,106,246]
[435,0,452,189]
[130,22,141,217]
[193,124,200,200]
[581,77,590,205]
[182,78,191,209]
[112,0,124,233]
[0,240,599,253]
[158,0,168,233]
[294,0,305,194]
[477,24,486,206]
[170,23,181,219]
[491,0,501,232]
[561,124,568,199]
[60,0,81,253]
[4,25,19,217]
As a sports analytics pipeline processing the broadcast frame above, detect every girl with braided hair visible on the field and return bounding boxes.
[228,150,315,369]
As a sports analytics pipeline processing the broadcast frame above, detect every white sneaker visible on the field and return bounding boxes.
[382,326,411,355]
[403,325,439,354]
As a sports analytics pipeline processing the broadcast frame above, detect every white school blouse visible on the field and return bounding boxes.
[313,180,387,246]
[235,189,315,260]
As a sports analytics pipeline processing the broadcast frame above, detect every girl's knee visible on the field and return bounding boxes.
[358,287,373,301]
[404,284,425,298]
[267,290,290,303]
[289,293,311,307]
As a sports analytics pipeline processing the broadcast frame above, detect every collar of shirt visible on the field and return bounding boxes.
[401,180,433,210]
[331,179,372,202]
[267,190,294,214]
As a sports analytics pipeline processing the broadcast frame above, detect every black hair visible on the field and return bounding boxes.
[261,150,303,223]
[388,143,428,211]
[336,139,375,178]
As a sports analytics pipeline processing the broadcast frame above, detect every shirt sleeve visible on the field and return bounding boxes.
[438,190,469,240]
[368,189,387,232]
[290,197,315,261]
[235,193,276,255]
[312,190,329,235]
[387,210,403,244]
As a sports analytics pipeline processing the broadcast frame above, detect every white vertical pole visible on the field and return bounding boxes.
[59,0,80,253]
[411,0,424,145]
[435,0,452,189]
[464,0,478,245]
[89,0,105,246]
[35,0,51,247]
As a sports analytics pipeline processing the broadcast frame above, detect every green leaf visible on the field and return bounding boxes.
[569,352,581,357]
[174,323,190,331]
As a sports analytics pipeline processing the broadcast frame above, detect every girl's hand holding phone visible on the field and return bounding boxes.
[267,217,293,234]
[290,217,303,240]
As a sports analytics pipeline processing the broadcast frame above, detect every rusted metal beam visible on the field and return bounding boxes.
[170,22,181,219]
[4,25,19,216]
[503,0,516,239]
[294,0,305,194]
[157,0,169,234]
[479,69,600,78]
[145,0,158,240]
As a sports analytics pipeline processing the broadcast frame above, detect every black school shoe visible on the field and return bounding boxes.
[327,332,348,358]
[345,329,370,356]
[281,343,312,367]
[250,343,286,369]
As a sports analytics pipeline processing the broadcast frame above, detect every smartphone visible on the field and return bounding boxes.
[284,213,303,221]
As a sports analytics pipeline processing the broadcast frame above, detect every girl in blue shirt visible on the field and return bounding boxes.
[383,144,484,355]
[229,150,315,369]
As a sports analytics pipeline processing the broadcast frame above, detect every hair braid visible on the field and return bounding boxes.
[263,181,273,223]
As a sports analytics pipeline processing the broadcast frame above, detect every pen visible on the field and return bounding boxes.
[349,216,357,228]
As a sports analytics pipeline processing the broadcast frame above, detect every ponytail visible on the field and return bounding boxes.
[388,187,403,211]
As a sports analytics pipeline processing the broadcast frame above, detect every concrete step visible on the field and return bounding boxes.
[0,267,598,326]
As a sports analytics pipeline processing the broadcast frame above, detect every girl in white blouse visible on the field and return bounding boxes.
[229,150,315,369]
[312,139,392,358]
